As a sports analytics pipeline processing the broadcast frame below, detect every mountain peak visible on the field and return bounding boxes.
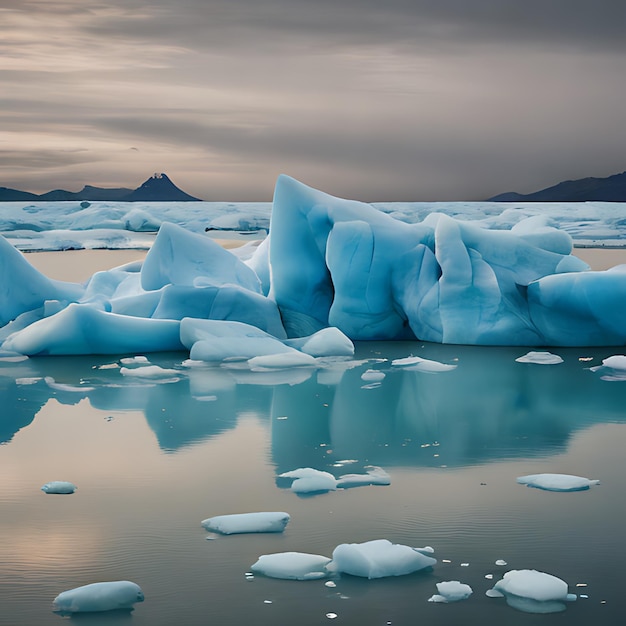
[123,173,201,202]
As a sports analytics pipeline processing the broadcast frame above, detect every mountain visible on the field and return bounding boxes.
[488,171,626,202]
[0,173,201,202]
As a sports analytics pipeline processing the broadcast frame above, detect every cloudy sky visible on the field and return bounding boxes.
[1,0,625,201]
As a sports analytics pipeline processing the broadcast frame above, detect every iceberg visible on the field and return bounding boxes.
[428,580,473,603]
[487,569,576,613]
[41,481,77,494]
[328,539,436,579]
[52,580,144,614]
[250,552,332,580]
[516,473,600,491]
[201,512,290,535]
[2,175,626,357]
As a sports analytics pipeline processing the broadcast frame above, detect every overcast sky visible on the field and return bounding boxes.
[1,0,625,201]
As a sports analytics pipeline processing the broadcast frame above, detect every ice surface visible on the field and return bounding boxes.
[53,581,144,614]
[250,552,332,580]
[391,355,457,372]
[515,351,564,364]
[488,569,575,613]
[2,175,626,356]
[41,481,77,494]
[201,512,290,535]
[517,473,600,491]
[328,539,436,578]
[428,580,473,603]
[277,468,338,494]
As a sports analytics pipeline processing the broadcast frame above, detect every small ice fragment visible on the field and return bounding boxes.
[326,613,338,619]
[515,351,563,365]
[485,574,494,579]
[442,559,452,563]
[278,468,338,494]
[325,581,337,588]
[391,356,456,373]
[263,600,273,604]
[120,365,179,380]
[576,583,587,587]
[360,369,386,382]
[336,466,390,488]
[516,473,599,492]
[276,416,288,420]
[16,377,41,385]
[120,356,150,365]
[41,481,77,495]
[428,580,473,603]
[201,512,290,535]
[53,581,144,614]
[251,552,332,580]
[580,594,588,599]
[486,589,504,598]
[460,563,469,567]
[495,560,507,566]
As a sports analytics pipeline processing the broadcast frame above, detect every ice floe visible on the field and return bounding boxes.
[327,539,436,579]
[428,580,473,603]
[487,569,576,613]
[277,466,391,494]
[391,356,457,372]
[201,512,290,535]
[517,473,600,492]
[515,351,564,364]
[53,580,144,614]
[250,552,332,580]
[41,481,77,494]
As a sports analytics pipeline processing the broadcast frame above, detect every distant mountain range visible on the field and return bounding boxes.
[0,173,201,202]
[488,171,626,202]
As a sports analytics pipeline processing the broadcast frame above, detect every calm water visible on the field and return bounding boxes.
[1,342,625,625]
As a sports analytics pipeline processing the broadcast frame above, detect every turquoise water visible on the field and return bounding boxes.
[1,342,624,625]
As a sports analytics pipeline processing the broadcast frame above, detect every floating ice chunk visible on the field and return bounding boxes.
[328,539,436,579]
[41,481,77,494]
[360,369,386,382]
[488,569,576,613]
[120,355,150,365]
[201,512,290,535]
[52,580,144,614]
[517,473,600,492]
[601,355,626,370]
[428,580,473,603]
[278,468,338,494]
[250,552,332,580]
[515,351,563,364]
[391,356,457,373]
[44,377,95,393]
[495,559,508,566]
[119,365,180,380]
[336,466,391,488]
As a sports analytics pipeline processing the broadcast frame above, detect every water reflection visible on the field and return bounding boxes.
[1,344,624,469]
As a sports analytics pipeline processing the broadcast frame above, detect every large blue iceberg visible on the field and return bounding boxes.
[1,175,625,356]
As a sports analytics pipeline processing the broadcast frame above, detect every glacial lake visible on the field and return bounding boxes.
[1,341,625,625]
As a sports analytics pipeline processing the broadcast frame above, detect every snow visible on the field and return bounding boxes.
[428,580,473,603]
[327,539,436,579]
[201,512,290,535]
[517,473,600,491]
[250,552,332,580]
[1,174,626,356]
[487,569,576,613]
[52,580,144,614]
[41,481,77,494]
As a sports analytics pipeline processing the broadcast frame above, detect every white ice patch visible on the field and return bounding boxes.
[515,351,564,364]
[328,539,436,579]
[278,468,338,494]
[428,580,473,603]
[517,473,600,492]
[201,512,290,535]
[120,355,150,365]
[360,369,386,382]
[41,481,77,494]
[248,351,317,370]
[391,356,457,373]
[53,581,144,614]
[119,365,180,380]
[487,569,576,614]
[250,552,332,580]
[336,466,391,488]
